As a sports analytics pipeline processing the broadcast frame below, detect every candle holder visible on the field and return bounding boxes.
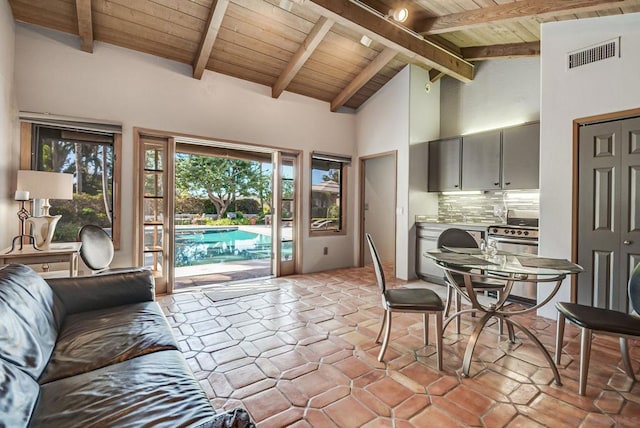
[6,192,41,253]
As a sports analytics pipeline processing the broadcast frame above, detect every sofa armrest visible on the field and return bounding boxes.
[46,269,155,315]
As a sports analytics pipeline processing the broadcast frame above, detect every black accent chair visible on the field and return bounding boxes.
[366,233,444,369]
[437,228,507,335]
[555,262,640,395]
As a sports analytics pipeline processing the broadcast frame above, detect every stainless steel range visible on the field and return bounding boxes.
[488,209,539,304]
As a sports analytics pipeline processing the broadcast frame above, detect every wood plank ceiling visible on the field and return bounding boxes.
[9,0,640,111]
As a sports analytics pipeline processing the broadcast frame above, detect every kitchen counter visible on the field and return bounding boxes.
[415,221,496,232]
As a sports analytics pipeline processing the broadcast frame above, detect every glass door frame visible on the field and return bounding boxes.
[134,131,175,294]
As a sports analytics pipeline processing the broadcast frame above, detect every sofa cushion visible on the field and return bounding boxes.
[0,358,40,428]
[39,301,179,384]
[30,351,218,427]
[0,264,62,379]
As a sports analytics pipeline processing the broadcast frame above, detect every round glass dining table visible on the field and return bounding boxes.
[424,247,583,384]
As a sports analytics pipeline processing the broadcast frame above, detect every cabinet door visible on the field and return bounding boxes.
[416,227,445,283]
[461,130,501,190]
[502,123,540,189]
[428,137,461,191]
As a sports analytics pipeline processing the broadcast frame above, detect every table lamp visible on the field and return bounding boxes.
[17,170,74,249]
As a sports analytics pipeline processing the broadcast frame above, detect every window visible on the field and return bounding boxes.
[22,121,121,247]
[310,152,350,235]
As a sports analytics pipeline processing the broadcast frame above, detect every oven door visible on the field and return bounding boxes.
[488,236,538,304]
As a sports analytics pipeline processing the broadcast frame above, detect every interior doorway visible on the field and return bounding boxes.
[360,152,397,268]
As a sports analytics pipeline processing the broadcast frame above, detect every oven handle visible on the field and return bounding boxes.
[488,236,539,246]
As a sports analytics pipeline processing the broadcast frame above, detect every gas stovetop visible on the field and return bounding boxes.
[488,209,539,240]
[488,224,539,239]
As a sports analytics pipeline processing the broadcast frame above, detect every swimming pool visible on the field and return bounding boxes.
[174,227,290,267]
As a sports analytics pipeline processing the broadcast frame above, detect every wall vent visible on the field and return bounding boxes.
[567,38,620,70]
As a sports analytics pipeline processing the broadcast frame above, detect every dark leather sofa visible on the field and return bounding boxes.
[0,264,254,427]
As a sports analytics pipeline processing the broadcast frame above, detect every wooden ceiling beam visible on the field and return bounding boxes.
[462,42,541,61]
[75,0,93,53]
[428,69,444,83]
[331,47,397,112]
[301,0,474,83]
[272,16,334,99]
[193,0,229,80]
[416,0,632,35]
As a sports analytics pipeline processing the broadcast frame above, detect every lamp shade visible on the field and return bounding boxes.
[17,170,74,200]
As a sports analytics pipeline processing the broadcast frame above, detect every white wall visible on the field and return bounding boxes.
[13,23,357,273]
[539,13,640,318]
[356,66,410,278]
[0,0,17,248]
[408,66,440,278]
[440,58,540,137]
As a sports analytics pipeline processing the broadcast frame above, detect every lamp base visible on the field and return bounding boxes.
[26,215,61,249]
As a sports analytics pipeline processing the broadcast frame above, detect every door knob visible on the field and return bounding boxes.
[623,240,632,245]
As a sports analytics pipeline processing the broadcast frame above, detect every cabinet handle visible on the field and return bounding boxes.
[494,182,500,186]
[505,182,511,186]
[454,184,459,188]
[623,240,632,245]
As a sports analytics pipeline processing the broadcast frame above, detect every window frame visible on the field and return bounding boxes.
[20,121,122,249]
[309,152,349,237]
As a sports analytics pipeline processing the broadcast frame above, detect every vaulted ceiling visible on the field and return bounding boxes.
[9,0,640,111]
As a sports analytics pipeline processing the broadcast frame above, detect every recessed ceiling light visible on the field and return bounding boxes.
[360,35,372,47]
[279,0,293,11]
[389,7,408,23]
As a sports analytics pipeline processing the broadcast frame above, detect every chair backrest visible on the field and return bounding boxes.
[365,233,386,294]
[437,228,479,249]
[629,262,640,314]
[78,225,114,271]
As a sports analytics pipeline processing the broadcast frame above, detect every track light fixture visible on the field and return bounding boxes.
[389,7,408,23]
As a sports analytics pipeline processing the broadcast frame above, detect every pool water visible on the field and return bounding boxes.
[175,227,290,267]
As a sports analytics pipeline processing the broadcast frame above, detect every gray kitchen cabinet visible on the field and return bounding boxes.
[502,122,540,190]
[428,137,461,192]
[428,122,540,192]
[461,129,502,191]
[416,226,444,283]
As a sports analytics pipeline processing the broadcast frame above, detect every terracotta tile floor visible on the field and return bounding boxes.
[158,266,640,427]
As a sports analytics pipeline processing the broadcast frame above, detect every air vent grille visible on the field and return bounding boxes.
[567,38,619,70]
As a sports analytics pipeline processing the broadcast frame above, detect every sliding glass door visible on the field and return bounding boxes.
[135,131,299,293]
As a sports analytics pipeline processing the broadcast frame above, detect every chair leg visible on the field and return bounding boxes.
[620,337,637,381]
[423,313,429,346]
[375,310,387,344]
[496,290,503,335]
[454,291,461,334]
[555,311,566,365]
[444,284,453,317]
[578,327,592,396]
[378,310,392,362]
[435,312,443,371]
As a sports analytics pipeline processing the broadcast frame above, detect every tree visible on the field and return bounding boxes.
[175,154,263,218]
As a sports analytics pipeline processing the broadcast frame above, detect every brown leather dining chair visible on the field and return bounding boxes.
[555,262,640,395]
[366,233,444,370]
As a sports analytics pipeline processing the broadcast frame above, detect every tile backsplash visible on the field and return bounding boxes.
[437,190,539,224]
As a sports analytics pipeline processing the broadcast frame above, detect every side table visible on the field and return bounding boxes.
[1,242,82,277]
